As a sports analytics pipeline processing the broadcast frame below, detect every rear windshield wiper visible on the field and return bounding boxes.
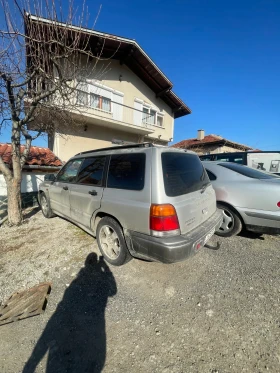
[201,182,211,193]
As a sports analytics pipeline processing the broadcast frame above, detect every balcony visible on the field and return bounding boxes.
[72,91,161,135]
[26,80,165,136]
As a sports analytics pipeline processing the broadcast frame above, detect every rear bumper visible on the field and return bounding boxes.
[126,209,223,263]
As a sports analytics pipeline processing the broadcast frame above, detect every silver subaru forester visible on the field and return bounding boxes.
[39,143,222,266]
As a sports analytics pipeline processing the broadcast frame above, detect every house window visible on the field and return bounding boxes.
[157,115,163,127]
[90,93,111,112]
[142,106,163,126]
[142,107,149,123]
[77,90,88,106]
[150,109,156,124]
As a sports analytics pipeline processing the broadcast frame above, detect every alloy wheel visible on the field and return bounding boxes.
[99,225,121,260]
[218,208,234,233]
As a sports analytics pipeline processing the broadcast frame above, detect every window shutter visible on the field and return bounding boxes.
[112,93,123,121]
[134,100,143,126]
[89,84,112,100]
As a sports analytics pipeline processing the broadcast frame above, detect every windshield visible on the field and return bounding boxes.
[162,152,209,197]
[219,163,280,179]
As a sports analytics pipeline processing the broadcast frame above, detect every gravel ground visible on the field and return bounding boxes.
[0,209,280,373]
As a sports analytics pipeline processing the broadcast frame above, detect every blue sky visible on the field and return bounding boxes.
[1,0,280,150]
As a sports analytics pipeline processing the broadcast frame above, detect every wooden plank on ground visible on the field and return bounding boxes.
[0,282,51,326]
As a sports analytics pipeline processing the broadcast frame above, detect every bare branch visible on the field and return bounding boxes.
[11,70,37,88]
[20,125,33,166]
[0,117,10,127]
[0,0,107,225]
[0,155,12,180]
[32,130,42,140]
[93,4,102,29]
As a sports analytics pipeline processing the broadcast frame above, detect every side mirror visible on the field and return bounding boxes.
[44,174,56,182]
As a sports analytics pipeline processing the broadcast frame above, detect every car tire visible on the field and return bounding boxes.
[40,192,56,218]
[216,203,242,237]
[96,216,132,266]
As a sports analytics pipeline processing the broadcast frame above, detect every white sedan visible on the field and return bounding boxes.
[203,161,280,237]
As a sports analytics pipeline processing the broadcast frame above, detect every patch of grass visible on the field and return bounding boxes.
[74,228,88,237]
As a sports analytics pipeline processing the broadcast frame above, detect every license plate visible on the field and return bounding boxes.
[203,227,215,245]
[194,227,215,251]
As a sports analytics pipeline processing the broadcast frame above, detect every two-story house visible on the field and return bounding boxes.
[25,14,191,162]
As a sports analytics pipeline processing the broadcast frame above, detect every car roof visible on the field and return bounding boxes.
[71,143,197,159]
[202,161,241,166]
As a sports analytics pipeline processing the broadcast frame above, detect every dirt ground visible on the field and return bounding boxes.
[0,209,280,373]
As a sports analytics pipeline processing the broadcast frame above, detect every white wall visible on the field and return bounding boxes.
[0,173,45,197]
[247,153,280,173]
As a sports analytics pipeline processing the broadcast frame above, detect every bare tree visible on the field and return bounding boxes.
[0,0,108,225]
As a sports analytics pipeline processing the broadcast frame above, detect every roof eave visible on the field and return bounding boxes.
[26,13,191,119]
[26,13,172,85]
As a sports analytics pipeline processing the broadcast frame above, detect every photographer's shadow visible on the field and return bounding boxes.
[23,253,117,373]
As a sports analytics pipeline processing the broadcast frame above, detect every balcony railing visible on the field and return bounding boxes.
[76,92,163,132]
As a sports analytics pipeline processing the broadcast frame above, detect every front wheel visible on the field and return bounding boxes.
[216,203,242,237]
[96,217,132,266]
[40,192,56,218]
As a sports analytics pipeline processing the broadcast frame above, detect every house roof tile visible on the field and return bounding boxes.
[0,143,62,167]
[172,135,253,151]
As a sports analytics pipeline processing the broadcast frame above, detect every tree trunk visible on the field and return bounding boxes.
[6,178,22,225]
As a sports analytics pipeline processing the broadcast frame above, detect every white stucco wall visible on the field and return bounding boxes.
[0,173,45,197]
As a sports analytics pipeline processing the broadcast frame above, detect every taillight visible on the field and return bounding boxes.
[150,204,180,236]
[277,202,280,208]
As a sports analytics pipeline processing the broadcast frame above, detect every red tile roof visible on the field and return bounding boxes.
[0,143,62,167]
[172,134,253,151]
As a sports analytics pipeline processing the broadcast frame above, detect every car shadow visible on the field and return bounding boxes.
[238,230,265,240]
[23,253,117,373]
[23,206,41,220]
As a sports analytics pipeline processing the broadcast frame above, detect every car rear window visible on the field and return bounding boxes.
[107,153,145,190]
[219,163,280,179]
[162,152,209,197]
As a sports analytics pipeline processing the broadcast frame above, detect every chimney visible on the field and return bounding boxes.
[197,129,205,141]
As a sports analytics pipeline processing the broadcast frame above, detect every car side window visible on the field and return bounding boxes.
[200,155,213,161]
[76,156,106,185]
[107,153,145,190]
[231,157,244,164]
[215,155,230,162]
[215,154,245,164]
[56,159,83,183]
[206,169,217,181]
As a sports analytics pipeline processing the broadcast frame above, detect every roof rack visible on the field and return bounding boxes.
[75,142,154,156]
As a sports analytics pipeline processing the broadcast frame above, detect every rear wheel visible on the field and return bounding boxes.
[216,203,242,237]
[96,217,132,266]
[40,192,56,218]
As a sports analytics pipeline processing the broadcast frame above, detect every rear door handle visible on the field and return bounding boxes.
[88,190,97,196]
[63,186,69,190]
